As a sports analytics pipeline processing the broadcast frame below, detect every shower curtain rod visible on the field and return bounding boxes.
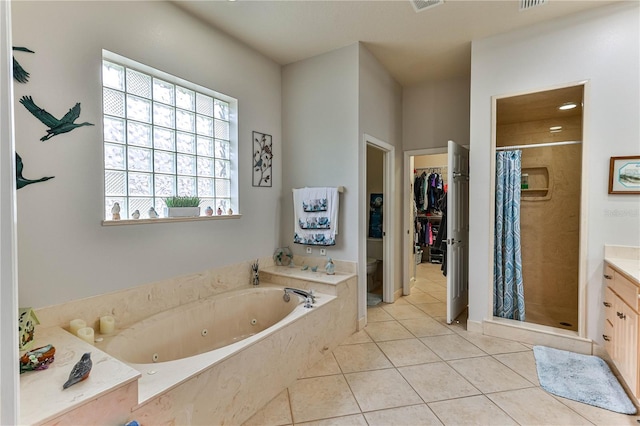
[496,140,582,151]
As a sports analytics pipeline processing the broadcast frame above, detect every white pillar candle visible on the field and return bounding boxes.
[100,315,115,334]
[69,319,86,335]
[77,327,94,345]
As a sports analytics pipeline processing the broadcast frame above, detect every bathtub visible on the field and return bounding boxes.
[97,284,335,404]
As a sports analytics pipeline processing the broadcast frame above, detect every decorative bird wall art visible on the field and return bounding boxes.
[12,46,34,83]
[19,96,94,141]
[16,152,54,190]
[63,352,92,390]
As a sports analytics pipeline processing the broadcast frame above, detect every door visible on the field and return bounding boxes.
[446,140,469,324]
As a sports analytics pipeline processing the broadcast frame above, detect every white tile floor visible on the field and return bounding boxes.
[244,263,640,426]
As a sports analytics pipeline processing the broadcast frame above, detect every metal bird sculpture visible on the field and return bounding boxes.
[16,152,54,189]
[19,96,94,141]
[63,352,92,389]
[12,46,34,83]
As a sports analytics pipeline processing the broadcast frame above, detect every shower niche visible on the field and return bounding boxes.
[521,166,551,200]
[494,83,584,332]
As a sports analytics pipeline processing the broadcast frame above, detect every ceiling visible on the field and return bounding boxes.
[497,84,584,125]
[173,0,618,87]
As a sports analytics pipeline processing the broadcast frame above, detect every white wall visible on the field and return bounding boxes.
[281,44,359,261]
[358,43,403,301]
[468,3,640,341]
[12,2,282,309]
[403,75,470,151]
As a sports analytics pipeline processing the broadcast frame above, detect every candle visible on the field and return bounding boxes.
[69,319,86,335]
[100,316,115,334]
[77,327,94,345]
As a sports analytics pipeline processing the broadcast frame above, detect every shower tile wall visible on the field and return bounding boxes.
[497,114,582,331]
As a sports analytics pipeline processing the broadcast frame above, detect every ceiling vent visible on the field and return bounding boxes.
[411,0,444,13]
[520,0,547,11]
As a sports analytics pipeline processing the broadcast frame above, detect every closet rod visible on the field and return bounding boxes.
[416,166,447,172]
[496,140,582,151]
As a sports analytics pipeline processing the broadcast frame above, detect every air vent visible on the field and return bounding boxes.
[411,0,444,13]
[520,0,547,11]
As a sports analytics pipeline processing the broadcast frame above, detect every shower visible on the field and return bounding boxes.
[494,84,584,331]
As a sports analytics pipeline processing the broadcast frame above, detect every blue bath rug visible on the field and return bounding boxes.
[533,345,637,415]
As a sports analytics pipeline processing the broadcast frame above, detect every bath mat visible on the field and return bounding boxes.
[367,292,382,306]
[533,345,637,415]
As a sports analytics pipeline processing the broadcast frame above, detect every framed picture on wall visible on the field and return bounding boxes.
[368,193,383,238]
[609,156,640,194]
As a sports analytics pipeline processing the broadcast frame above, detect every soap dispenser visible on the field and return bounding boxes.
[325,258,335,275]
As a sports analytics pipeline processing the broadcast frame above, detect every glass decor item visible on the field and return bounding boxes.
[325,258,335,275]
[521,173,529,189]
[273,247,293,266]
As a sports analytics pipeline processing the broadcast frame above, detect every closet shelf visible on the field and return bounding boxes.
[522,188,549,192]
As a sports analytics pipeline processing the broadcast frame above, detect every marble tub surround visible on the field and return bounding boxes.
[20,326,140,425]
[604,244,640,282]
[288,255,357,274]
[260,257,356,290]
[96,285,337,404]
[35,256,276,331]
[130,281,356,424]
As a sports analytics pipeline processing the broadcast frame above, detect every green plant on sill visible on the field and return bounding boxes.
[164,196,201,207]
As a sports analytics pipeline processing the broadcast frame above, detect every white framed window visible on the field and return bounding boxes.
[101,50,237,220]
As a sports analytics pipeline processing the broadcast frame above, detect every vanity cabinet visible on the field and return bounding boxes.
[603,262,639,400]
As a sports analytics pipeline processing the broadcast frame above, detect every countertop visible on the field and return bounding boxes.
[604,244,640,284]
[260,265,356,285]
[20,326,140,425]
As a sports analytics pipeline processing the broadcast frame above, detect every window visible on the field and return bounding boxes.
[101,51,237,220]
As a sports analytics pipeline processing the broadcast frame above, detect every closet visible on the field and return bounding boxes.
[413,155,447,266]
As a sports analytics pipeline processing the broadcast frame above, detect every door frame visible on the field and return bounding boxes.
[360,134,395,323]
[488,80,590,338]
[402,147,447,296]
[1,1,20,422]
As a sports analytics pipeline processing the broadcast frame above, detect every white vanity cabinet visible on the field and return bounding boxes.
[603,262,639,400]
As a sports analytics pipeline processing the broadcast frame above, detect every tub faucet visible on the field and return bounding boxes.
[283,287,315,305]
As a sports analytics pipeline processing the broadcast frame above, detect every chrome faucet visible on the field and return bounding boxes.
[283,287,315,306]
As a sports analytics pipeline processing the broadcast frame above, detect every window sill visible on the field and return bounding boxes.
[102,214,242,226]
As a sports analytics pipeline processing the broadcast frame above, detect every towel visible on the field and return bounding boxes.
[293,187,339,246]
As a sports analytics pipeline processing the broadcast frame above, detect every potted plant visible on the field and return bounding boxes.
[163,196,201,218]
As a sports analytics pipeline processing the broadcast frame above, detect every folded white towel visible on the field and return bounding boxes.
[293,187,339,246]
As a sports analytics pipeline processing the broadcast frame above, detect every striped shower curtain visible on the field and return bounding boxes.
[494,150,525,321]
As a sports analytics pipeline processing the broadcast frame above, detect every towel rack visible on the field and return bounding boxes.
[292,186,345,193]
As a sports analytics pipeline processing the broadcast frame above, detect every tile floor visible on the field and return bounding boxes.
[244,263,640,426]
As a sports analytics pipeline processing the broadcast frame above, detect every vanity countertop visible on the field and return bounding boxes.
[260,265,356,285]
[604,244,640,284]
[20,325,140,425]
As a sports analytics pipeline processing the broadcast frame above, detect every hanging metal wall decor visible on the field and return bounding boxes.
[19,96,94,142]
[252,131,273,187]
[15,152,54,190]
[12,46,34,83]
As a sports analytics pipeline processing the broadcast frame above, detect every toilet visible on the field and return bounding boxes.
[366,257,378,291]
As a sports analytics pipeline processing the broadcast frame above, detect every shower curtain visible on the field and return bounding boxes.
[494,150,525,321]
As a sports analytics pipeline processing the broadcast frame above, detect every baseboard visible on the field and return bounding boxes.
[467,319,483,333]
[483,317,593,354]
[393,288,403,301]
[357,315,366,331]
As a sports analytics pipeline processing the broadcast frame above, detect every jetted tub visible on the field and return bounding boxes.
[97,284,335,404]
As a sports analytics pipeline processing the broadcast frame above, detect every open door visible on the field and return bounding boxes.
[446,140,469,324]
